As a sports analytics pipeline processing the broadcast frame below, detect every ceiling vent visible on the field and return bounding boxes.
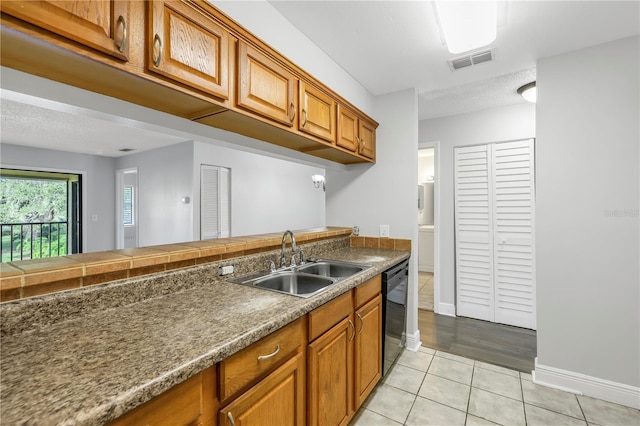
[448,49,494,71]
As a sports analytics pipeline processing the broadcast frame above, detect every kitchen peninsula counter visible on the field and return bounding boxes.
[0,246,409,425]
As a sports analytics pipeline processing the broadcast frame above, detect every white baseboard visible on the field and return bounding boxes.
[534,357,640,409]
[418,265,434,272]
[405,329,422,352]
[436,302,456,317]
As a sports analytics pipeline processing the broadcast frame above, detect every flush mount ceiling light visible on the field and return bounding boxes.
[311,174,325,192]
[517,81,537,103]
[434,1,497,54]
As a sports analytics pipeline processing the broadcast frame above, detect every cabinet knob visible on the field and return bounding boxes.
[257,344,280,361]
[153,34,162,67]
[116,15,127,53]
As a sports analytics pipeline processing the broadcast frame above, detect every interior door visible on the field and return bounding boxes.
[492,139,536,329]
[454,144,495,322]
[116,168,138,249]
[454,140,537,330]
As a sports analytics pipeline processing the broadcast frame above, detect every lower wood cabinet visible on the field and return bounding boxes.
[108,365,217,426]
[354,293,383,407]
[109,275,383,426]
[307,275,382,426]
[308,315,354,426]
[219,353,306,426]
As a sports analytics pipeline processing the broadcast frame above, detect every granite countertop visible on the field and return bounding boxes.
[0,247,409,425]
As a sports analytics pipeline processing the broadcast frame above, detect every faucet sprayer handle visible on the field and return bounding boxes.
[299,247,305,265]
[267,260,276,273]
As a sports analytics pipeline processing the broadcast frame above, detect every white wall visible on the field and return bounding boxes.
[535,36,639,402]
[193,141,325,237]
[0,143,116,252]
[326,88,421,348]
[116,142,195,246]
[419,103,536,312]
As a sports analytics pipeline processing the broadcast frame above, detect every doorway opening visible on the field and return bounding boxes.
[0,168,82,262]
[417,147,435,311]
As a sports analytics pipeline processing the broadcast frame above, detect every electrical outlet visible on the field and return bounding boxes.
[380,225,390,238]
[218,265,234,276]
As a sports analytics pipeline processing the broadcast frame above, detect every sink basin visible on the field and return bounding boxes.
[253,272,337,298]
[296,260,367,278]
[227,259,372,298]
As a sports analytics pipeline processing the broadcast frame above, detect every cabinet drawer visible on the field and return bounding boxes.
[354,275,381,309]
[308,291,352,342]
[219,317,305,402]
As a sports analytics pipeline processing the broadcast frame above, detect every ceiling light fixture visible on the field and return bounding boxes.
[517,81,537,103]
[434,1,497,54]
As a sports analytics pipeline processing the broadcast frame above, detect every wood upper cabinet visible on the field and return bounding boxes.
[237,40,297,127]
[337,104,377,161]
[298,81,336,143]
[358,118,376,160]
[1,0,130,61]
[148,0,229,100]
[354,294,382,407]
[219,353,305,426]
[109,366,217,426]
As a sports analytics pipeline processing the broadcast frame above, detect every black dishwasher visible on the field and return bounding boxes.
[381,259,409,376]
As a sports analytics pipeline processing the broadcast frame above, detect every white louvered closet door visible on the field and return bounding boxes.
[454,144,495,323]
[201,165,231,239]
[492,140,536,329]
[455,139,536,330]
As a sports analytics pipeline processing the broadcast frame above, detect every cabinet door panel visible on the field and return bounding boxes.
[219,354,305,426]
[337,105,358,152]
[149,0,229,100]
[354,294,382,408]
[237,41,296,127]
[358,119,376,160]
[299,81,335,142]
[1,0,129,60]
[308,317,354,426]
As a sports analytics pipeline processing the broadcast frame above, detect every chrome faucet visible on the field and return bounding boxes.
[281,230,297,268]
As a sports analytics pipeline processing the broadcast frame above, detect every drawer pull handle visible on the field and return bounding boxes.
[227,412,236,426]
[357,313,364,334]
[289,102,296,123]
[348,320,355,341]
[153,34,162,67]
[301,109,308,127]
[257,344,280,361]
[116,15,127,53]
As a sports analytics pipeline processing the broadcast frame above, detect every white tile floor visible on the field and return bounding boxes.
[352,347,640,426]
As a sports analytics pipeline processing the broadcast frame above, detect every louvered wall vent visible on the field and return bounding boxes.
[448,49,494,71]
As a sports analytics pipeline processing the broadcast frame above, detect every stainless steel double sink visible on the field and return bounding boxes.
[227,259,373,298]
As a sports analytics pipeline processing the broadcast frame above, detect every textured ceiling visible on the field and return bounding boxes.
[1,97,188,158]
[269,0,640,119]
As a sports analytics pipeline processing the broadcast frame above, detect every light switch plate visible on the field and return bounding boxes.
[380,225,390,238]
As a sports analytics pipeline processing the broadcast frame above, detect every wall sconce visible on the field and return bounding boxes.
[312,174,326,192]
[518,81,537,103]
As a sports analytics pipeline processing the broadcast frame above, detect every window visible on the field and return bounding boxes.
[1,168,82,262]
[123,185,134,226]
[201,165,230,239]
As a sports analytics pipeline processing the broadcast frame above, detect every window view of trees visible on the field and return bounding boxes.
[1,176,69,262]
